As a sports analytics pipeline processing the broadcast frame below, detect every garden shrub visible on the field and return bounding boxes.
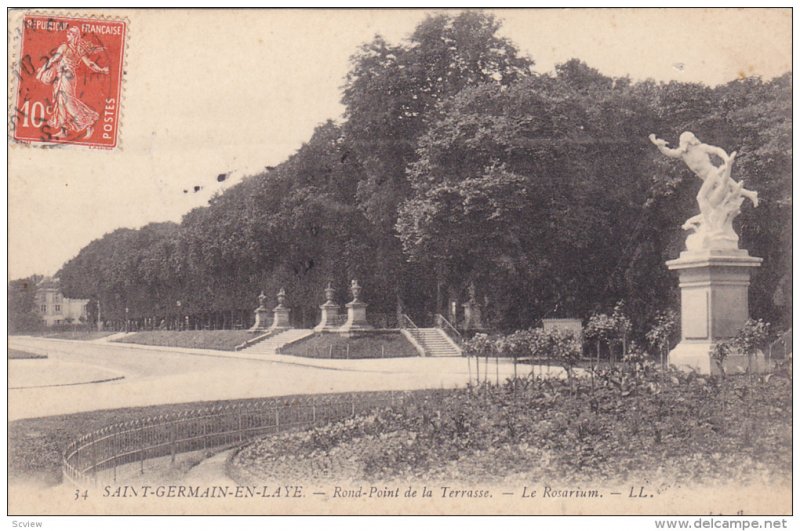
[233,362,791,484]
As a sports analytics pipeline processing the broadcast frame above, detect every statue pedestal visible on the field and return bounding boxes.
[314,302,340,332]
[666,249,762,374]
[462,301,483,331]
[249,307,271,333]
[271,305,291,331]
[338,301,372,334]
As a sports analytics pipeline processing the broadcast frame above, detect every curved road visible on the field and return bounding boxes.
[8,336,526,421]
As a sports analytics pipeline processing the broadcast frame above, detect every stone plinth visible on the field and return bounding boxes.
[338,301,373,334]
[249,291,271,333]
[271,305,291,330]
[315,301,341,332]
[250,307,270,332]
[666,249,762,374]
[462,301,483,330]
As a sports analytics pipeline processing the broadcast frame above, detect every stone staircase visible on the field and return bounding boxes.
[239,329,314,355]
[92,331,132,342]
[405,327,462,357]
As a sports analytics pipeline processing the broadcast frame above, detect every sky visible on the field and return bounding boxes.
[7,8,792,280]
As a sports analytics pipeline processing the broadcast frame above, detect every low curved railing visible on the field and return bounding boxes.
[62,389,446,487]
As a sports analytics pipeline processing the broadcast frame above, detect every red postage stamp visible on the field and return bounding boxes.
[12,14,127,148]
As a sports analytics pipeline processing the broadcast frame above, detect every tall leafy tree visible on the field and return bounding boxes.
[8,275,43,332]
[343,12,532,230]
[342,11,533,319]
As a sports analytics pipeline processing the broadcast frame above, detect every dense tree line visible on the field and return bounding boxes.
[50,12,790,335]
[398,61,791,331]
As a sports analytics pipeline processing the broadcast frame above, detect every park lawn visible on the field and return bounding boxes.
[112,330,254,351]
[8,349,47,359]
[281,331,418,359]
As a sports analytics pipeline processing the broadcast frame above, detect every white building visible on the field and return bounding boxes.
[35,277,89,327]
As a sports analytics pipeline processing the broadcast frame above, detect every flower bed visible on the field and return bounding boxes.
[231,366,791,485]
[8,349,47,359]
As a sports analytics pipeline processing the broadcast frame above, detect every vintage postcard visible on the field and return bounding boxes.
[6,7,793,523]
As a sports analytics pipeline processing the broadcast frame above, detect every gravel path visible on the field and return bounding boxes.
[9,358,124,389]
[9,336,537,420]
[182,449,238,487]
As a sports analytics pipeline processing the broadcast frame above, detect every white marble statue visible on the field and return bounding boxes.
[649,132,758,252]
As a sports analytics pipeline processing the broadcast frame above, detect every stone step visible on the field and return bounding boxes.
[241,329,313,354]
[408,328,461,357]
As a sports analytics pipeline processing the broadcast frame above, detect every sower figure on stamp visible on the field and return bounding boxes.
[35,26,109,139]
